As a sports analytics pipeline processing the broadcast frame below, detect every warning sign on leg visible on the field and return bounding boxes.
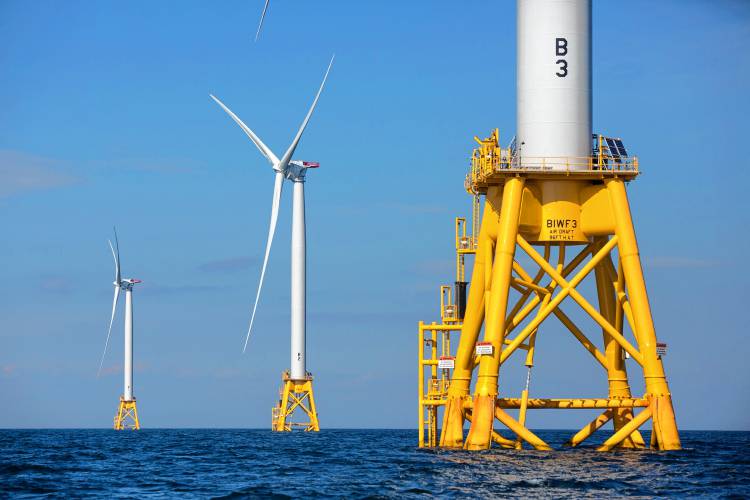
[656,342,667,356]
[475,342,494,356]
[438,356,455,369]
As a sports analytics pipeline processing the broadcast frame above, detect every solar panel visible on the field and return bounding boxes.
[614,139,628,157]
[606,138,620,159]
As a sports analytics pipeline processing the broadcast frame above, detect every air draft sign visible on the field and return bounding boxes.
[438,356,455,369]
[475,342,493,356]
[656,342,667,356]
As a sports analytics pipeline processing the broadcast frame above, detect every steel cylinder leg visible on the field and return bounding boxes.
[465,177,525,450]
[593,250,645,449]
[440,198,498,448]
[606,179,680,450]
[305,381,320,432]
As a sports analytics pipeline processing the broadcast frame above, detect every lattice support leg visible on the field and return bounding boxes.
[272,373,320,432]
[113,397,140,430]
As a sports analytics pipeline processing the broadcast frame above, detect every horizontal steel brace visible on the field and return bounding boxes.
[497,398,649,409]
[434,398,650,410]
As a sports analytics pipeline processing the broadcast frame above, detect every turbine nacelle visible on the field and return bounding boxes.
[286,160,320,181]
[289,160,320,169]
[117,278,142,289]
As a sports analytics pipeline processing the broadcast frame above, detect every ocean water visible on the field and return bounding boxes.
[1,429,748,498]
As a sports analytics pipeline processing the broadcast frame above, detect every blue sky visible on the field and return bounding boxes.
[1,0,748,430]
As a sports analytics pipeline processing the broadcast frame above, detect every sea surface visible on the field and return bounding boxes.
[1,429,748,498]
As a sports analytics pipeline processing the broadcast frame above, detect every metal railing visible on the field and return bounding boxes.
[510,155,638,172]
[468,150,639,189]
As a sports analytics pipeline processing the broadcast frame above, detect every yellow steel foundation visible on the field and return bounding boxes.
[418,131,680,451]
[272,371,320,432]
[113,397,140,430]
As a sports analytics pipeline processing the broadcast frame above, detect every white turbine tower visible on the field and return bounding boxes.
[210,55,333,431]
[98,227,142,430]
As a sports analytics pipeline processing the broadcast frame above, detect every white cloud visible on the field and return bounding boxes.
[0,150,79,198]
[384,202,448,214]
[138,282,231,296]
[198,256,257,273]
[39,275,73,294]
[642,256,718,269]
[101,157,198,174]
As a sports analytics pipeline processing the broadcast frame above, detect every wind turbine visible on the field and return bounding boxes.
[210,55,333,431]
[98,227,142,430]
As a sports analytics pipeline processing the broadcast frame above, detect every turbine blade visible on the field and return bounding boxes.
[243,171,284,352]
[278,55,335,169]
[255,0,270,42]
[98,284,121,376]
[109,229,121,284]
[210,94,280,167]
